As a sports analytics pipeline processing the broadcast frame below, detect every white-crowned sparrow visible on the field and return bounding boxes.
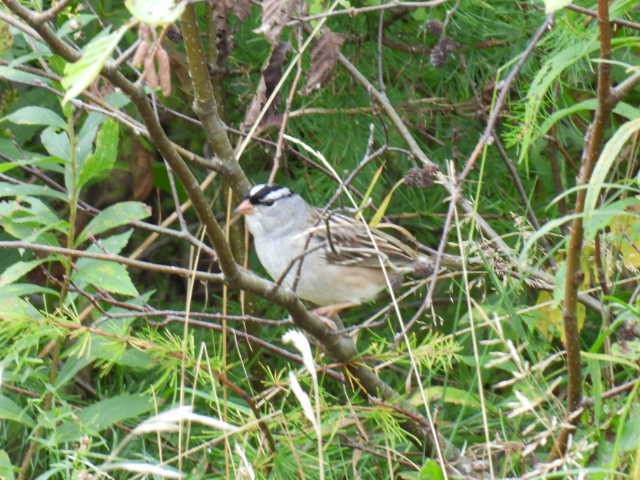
[236,184,431,307]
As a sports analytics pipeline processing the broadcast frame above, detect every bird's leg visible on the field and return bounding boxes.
[312,302,357,330]
[313,302,357,318]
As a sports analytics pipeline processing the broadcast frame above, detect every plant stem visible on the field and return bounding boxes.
[555,0,613,457]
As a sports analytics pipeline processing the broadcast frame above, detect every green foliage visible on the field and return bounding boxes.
[1,0,640,478]
[61,26,129,102]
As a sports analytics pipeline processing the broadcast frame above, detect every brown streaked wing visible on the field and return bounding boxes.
[304,208,416,269]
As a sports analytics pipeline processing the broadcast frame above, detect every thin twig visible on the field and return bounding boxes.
[567,3,640,31]
[0,241,225,283]
[287,0,450,25]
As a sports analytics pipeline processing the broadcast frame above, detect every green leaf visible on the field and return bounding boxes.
[74,259,139,296]
[411,386,482,409]
[91,337,155,369]
[419,459,445,480]
[0,181,66,200]
[370,178,404,228]
[79,119,120,188]
[0,66,52,85]
[0,259,48,286]
[584,118,640,238]
[360,163,385,210]
[519,39,597,165]
[55,394,153,442]
[126,0,186,25]
[538,101,640,147]
[77,111,107,163]
[73,231,138,295]
[87,229,134,256]
[620,409,640,452]
[582,352,640,370]
[398,459,445,480]
[57,13,98,39]
[40,127,71,160]
[61,26,128,103]
[0,450,16,480]
[2,106,66,130]
[0,297,43,321]
[584,198,639,240]
[0,395,35,427]
[0,283,58,298]
[56,355,93,390]
[77,201,150,244]
[519,213,580,264]
[553,261,567,304]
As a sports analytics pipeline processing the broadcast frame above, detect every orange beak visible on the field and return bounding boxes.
[235,199,256,216]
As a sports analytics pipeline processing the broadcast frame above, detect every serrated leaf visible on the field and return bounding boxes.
[0,396,34,427]
[125,0,186,25]
[61,26,128,103]
[77,202,150,244]
[87,229,134,256]
[0,259,48,286]
[74,259,138,296]
[544,0,572,13]
[2,106,66,130]
[79,119,120,188]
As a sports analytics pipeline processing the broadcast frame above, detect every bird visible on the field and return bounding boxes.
[235,183,431,313]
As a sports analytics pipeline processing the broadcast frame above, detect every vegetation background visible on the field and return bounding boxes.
[0,0,639,478]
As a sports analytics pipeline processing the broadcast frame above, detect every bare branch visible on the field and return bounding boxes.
[0,241,225,283]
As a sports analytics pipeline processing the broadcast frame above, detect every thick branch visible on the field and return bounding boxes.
[180,4,250,195]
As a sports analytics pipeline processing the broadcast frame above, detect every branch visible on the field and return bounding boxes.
[556,0,613,457]
[33,0,72,23]
[0,241,225,283]
[567,3,640,31]
[180,4,250,195]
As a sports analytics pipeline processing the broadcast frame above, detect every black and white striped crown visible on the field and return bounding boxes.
[246,184,293,206]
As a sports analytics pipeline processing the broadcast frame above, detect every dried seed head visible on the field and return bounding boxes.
[404,165,439,189]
